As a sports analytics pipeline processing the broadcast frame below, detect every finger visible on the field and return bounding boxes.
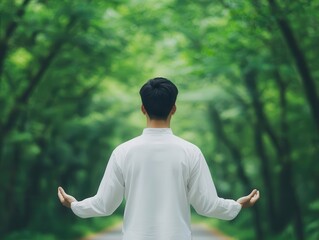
[58,187,70,203]
[253,190,260,200]
[251,191,260,204]
[58,186,68,198]
[57,189,65,203]
[248,189,258,198]
[58,186,64,193]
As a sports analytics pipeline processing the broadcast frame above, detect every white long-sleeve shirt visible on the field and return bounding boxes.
[71,128,241,240]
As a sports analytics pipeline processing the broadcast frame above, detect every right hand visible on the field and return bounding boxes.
[237,189,260,208]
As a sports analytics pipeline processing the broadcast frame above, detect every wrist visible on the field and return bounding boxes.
[70,201,77,209]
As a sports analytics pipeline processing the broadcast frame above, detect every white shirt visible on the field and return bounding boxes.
[71,128,241,240]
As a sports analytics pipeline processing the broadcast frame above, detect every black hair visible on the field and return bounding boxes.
[139,77,178,120]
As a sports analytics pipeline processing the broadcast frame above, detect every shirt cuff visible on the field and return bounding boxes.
[70,201,79,214]
[230,201,242,220]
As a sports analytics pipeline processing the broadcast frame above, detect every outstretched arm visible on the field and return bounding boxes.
[188,150,242,220]
[57,151,124,218]
[57,186,77,208]
[188,149,260,220]
[237,189,260,208]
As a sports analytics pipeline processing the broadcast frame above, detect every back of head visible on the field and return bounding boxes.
[139,77,178,120]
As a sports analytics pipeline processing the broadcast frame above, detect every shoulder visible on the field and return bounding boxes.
[171,134,201,150]
[170,134,203,156]
[112,135,143,155]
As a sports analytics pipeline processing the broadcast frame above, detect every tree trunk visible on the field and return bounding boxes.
[242,64,305,239]
[243,68,279,233]
[274,70,305,239]
[209,105,264,240]
[267,0,319,132]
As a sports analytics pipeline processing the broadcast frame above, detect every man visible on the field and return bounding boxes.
[58,77,260,240]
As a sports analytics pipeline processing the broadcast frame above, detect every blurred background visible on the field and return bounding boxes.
[0,0,318,239]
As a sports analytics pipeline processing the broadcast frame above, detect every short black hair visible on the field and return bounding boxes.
[139,77,178,120]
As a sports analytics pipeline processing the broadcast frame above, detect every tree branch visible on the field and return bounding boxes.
[0,17,77,141]
[0,0,31,76]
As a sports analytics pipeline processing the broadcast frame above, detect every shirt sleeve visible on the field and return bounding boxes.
[71,151,124,218]
[188,150,241,220]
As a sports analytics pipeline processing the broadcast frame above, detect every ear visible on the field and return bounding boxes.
[171,105,177,115]
[141,105,147,115]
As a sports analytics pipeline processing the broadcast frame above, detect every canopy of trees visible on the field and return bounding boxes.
[1,0,318,239]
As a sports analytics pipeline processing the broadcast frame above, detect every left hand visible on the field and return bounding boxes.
[57,186,77,208]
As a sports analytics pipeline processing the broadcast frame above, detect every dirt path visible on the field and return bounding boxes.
[82,223,233,240]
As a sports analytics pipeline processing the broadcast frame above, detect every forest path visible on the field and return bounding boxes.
[81,223,233,240]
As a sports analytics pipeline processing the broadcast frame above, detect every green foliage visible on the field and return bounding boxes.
[0,0,318,239]
[4,215,122,240]
[5,231,57,240]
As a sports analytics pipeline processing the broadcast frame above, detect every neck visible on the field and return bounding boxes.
[146,117,171,128]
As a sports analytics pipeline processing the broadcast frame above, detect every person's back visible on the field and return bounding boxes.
[57,77,260,240]
[120,128,196,239]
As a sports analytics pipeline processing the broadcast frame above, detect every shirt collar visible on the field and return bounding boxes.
[142,128,173,135]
